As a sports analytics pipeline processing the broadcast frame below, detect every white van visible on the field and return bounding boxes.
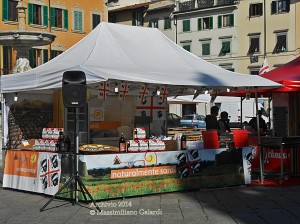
[219,99,268,126]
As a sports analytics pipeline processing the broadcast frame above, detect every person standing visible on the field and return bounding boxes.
[205,106,220,130]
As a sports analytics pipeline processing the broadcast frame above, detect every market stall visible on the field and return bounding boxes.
[1,23,281,199]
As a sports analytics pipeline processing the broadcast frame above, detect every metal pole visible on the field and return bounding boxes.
[48,0,52,60]
[263,0,267,57]
[255,88,264,184]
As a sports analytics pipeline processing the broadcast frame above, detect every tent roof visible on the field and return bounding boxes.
[261,56,300,91]
[1,22,281,94]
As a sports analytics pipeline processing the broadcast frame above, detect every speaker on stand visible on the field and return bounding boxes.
[40,71,100,212]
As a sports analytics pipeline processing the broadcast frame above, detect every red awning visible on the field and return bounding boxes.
[262,56,300,83]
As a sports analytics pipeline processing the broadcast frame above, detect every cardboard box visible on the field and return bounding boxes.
[164,140,177,151]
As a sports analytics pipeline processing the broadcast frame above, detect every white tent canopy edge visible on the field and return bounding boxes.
[0,22,281,94]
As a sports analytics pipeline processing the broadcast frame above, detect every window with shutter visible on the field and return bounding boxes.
[250,3,263,17]
[183,44,191,52]
[74,11,83,31]
[202,17,213,30]
[132,11,136,26]
[229,14,234,27]
[274,34,287,52]
[202,43,210,56]
[198,18,202,30]
[2,46,12,75]
[32,4,42,25]
[92,14,100,29]
[271,0,290,14]
[218,15,222,28]
[248,37,260,55]
[209,17,213,29]
[43,6,48,26]
[43,49,48,63]
[6,0,18,21]
[63,9,68,29]
[183,20,190,32]
[164,18,171,30]
[220,41,230,56]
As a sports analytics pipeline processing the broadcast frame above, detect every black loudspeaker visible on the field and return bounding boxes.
[62,71,87,108]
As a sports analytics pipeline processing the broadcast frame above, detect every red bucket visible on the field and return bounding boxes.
[233,130,249,147]
[202,130,219,149]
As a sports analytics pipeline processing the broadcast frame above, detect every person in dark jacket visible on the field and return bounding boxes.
[218,111,231,135]
[205,106,220,131]
[249,110,267,133]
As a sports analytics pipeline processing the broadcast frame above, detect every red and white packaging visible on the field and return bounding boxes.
[139,139,149,152]
[127,140,139,152]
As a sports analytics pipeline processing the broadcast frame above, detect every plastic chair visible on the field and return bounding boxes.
[232,130,249,148]
[202,130,219,149]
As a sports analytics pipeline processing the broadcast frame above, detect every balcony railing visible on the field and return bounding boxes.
[178,0,237,12]
[179,0,195,11]
[197,0,214,9]
[216,0,236,6]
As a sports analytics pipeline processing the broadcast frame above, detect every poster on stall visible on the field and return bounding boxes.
[3,150,61,195]
[89,107,104,121]
[77,147,249,200]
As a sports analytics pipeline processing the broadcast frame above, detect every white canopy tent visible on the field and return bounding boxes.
[0,22,281,94]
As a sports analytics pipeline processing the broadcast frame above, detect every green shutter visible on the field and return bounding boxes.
[286,0,290,12]
[29,49,35,68]
[50,7,55,27]
[198,18,202,30]
[43,6,48,26]
[2,0,8,21]
[63,9,68,29]
[149,20,152,27]
[229,14,234,27]
[50,50,55,59]
[271,1,277,14]
[209,17,213,29]
[258,3,263,16]
[218,15,222,28]
[74,11,78,30]
[43,49,48,63]
[183,20,190,32]
[78,11,82,30]
[202,43,210,56]
[183,45,190,52]
[28,3,33,24]
[132,11,136,26]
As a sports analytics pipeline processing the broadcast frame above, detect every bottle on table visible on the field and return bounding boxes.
[119,133,126,153]
[133,129,138,139]
[181,134,187,150]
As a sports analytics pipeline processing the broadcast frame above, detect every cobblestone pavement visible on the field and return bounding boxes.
[1,166,300,224]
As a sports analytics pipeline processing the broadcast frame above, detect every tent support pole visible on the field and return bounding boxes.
[255,89,263,184]
[1,93,6,169]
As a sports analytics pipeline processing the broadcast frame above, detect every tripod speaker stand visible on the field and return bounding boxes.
[40,71,100,212]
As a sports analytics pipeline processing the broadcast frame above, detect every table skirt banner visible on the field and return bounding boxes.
[77,147,251,200]
[251,146,293,172]
[3,150,62,195]
[3,148,251,200]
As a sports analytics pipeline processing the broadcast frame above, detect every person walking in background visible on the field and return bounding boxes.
[205,106,220,131]
[218,111,231,135]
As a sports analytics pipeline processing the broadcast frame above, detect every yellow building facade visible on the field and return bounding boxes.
[0,0,107,75]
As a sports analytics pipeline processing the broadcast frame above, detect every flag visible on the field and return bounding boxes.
[259,58,270,75]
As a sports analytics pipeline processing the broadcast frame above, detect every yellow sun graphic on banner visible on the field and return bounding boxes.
[30,154,37,164]
[145,152,156,165]
[92,109,103,120]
